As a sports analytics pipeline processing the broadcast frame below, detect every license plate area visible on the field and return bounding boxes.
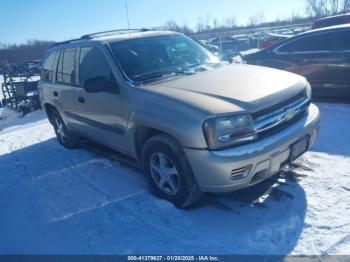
[289,136,309,162]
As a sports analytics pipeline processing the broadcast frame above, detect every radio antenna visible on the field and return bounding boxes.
[125,0,131,37]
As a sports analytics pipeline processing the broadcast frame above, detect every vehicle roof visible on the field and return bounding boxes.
[97,30,179,43]
[264,23,350,50]
[48,30,179,52]
[315,13,350,22]
[299,23,350,36]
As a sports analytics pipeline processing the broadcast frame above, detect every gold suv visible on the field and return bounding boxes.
[39,29,320,207]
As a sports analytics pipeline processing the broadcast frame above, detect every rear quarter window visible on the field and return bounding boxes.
[41,51,57,82]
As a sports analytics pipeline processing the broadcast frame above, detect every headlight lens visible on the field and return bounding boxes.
[203,114,257,150]
[306,82,312,100]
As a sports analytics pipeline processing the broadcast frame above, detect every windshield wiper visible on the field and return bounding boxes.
[134,69,189,82]
[184,62,223,71]
[134,62,223,83]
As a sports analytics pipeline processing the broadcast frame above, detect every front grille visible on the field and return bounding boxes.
[257,110,307,139]
[253,94,310,140]
[252,91,305,119]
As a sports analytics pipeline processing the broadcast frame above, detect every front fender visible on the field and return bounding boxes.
[125,109,208,158]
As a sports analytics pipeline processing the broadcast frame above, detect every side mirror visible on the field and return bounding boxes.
[84,76,119,94]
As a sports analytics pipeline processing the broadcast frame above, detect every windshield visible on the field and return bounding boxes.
[109,34,220,82]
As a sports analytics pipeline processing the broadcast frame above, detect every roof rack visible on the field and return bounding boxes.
[81,28,150,39]
[51,28,150,48]
[51,38,83,47]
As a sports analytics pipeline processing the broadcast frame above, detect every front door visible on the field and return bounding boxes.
[73,45,129,153]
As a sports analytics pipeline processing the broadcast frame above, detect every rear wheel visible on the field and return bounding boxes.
[142,134,202,208]
[50,110,80,149]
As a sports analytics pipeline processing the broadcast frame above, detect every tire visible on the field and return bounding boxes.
[142,134,202,208]
[50,109,80,149]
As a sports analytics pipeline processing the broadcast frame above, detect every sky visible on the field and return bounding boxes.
[0,0,306,44]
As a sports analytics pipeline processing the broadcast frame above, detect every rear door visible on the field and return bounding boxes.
[74,44,129,153]
[51,47,81,131]
[272,31,340,96]
[332,29,350,97]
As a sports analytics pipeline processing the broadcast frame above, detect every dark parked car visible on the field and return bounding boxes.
[242,24,350,98]
[208,36,250,61]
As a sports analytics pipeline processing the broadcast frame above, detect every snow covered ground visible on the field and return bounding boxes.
[0,103,349,255]
[0,75,4,104]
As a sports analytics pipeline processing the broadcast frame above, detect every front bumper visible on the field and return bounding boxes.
[184,103,321,193]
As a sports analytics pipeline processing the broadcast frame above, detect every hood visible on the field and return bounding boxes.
[146,64,307,115]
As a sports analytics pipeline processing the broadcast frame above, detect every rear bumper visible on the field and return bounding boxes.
[184,103,321,193]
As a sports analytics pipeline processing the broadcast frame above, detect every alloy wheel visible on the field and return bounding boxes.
[149,152,180,195]
[54,117,66,144]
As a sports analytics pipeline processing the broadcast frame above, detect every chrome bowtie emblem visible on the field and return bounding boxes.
[285,109,295,121]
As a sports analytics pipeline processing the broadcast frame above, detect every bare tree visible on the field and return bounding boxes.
[306,0,327,17]
[212,18,219,28]
[343,0,350,10]
[196,23,205,33]
[162,20,181,31]
[248,12,265,26]
[223,15,237,28]
[329,0,341,14]
[196,15,206,33]
[0,40,55,63]
[290,9,302,22]
[306,0,350,18]
[204,13,212,30]
[180,22,194,35]
[160,20,194,34]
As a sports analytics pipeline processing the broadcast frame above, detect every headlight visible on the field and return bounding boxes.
[203,114,257,150]
[306,82,312,100]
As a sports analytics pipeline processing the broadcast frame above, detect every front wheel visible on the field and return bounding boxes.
[142,134,202,208]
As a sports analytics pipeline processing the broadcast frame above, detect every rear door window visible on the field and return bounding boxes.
[41,51,57,82]
[278,32,335,53]
[334,30,350,51]
[56,48,76,85]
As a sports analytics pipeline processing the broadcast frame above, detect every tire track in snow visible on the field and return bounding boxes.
[0,120,48,135]
[323,233,350,255]
[32,159,109,180]
[49,190,146,223]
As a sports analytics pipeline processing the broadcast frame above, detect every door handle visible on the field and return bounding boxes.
[78,97,85,103]
[53,91,58,97]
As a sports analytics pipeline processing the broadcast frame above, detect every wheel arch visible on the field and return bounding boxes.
[43,103,58,124]
[133,125,172,167]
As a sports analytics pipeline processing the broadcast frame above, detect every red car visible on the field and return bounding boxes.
[258,33,291,49]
